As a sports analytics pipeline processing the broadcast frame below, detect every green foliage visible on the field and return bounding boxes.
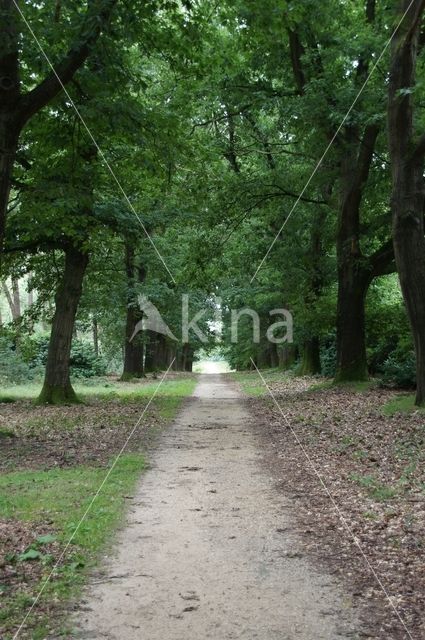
[320,336,337,378]
[380,350,416,389]
[382,394,424,416]
[27,336,106,379]
[69,341,107,378]
[350,473,398,501]
[0,336,44,385]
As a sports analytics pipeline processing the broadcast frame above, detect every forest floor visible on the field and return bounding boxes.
[0,374,197,639]
[234,370,425,640]
[1,371,424,639]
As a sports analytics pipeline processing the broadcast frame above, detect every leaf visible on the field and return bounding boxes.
[18,548,43,561]
[36,533,57,545]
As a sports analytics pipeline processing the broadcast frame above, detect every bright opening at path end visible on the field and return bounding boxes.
[193,360,233,374]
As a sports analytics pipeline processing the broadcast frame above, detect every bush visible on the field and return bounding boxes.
[0,335,106,382]
[320,335,336,377]
[380,349,416,389]
[69,340,107,378]
[0,337,44,385]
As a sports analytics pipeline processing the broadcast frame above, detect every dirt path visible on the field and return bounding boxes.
[73,374,361,639]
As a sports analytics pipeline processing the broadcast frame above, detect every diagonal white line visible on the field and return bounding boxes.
[250,0,416,283]
[12,0,175,284]
[12,359,176,640]
[249,358,414,640]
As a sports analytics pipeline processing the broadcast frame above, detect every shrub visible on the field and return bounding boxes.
[320,336,336,377]
[380,349,416,389]
[69,340,107,378]
[0,335,106,382]
[0,337,43,384]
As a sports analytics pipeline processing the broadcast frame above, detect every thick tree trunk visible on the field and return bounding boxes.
[335,124,378,382]
[0,0,20,250]
[388,0,425,405]
[38,247,89,404]
[184,347,194,372]
[335,267,370,382]
[298,337,321,376]
[0,131,18,248]
[145,332,169,372]
[121,305,144,380]
[121,241,145,381]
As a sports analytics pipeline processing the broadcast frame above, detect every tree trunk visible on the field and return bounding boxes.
[335,260,370,382]
[298,337,321,376]
[185,346,194,372]
[2,280,18,319]
[92,316,99,357]
[388,0,425,405]
[0,0,20,250]
[144,331,167,372]
[335,122,379,382]
[38,247,89,404]
[0,131,18,249]
[269,344,279,368]
[120,241,145,381]
[277,344,296,370]
[11,277,20,317]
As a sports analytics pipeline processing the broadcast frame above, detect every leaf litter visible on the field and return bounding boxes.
[243,376,425,640]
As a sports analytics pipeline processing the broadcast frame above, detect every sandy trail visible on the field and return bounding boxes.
[74,374,360,639]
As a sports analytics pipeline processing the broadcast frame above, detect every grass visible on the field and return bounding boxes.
[0,374,197,638]
[350,473,398,501]
[0,376,197,404]
[229,368,286,396]
[0,455,145,638]
[229,369,378,398]
[382,393,425,416]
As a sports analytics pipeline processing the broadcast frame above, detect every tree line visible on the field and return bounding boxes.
[1,0,425,404]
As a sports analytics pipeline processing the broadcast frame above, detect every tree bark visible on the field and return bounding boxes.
[277,344,297,370]
[388,0,425,405]
[121,241,145,380]
[287,12,386,383]
[38,246,89,403]
[335,268,371,381]
[334,124,379,382]
[92,316,99,357]
[144,331,168,372]
[298,337,321,376]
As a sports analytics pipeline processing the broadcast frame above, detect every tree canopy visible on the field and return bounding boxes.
[1,0,425,404]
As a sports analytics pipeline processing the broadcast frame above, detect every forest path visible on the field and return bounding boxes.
[74,374,360,640]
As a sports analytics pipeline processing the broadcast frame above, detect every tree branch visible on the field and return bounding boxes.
[287,29,306,94]
[15,0,117,128]
[369,238,396,277]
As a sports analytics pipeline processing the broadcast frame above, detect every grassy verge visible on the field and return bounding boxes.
[0,375,197,404]
[228,368,286,396]
[0,374,197,639]
[0,455,144,639]
[381,392,425,415]
[230,369,380,398]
